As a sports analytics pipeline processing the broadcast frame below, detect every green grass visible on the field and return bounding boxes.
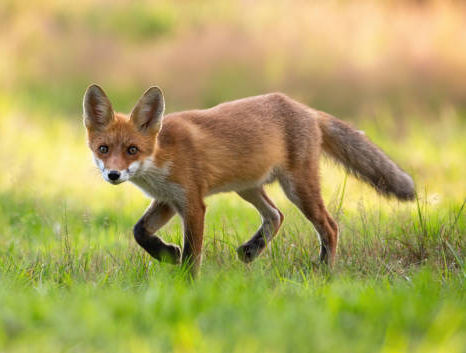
[0,192,464,352]
[0,103,465,352]
[2,1,466,350]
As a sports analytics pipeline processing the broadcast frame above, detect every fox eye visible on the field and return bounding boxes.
[98,145,109,154]
[127,146,138,155]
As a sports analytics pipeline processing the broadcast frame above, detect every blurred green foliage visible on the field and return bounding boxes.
[83,3,176,41]
[2,0,466,116]
[0,1,465,352]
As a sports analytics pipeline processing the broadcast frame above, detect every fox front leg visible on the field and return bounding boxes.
[133,201,181,264]
[179,199,206,278]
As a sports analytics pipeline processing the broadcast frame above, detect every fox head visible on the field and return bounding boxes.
[83,84,164,185]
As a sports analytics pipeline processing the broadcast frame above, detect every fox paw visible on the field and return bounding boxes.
[237,243,263,263]
[159,244,182,265]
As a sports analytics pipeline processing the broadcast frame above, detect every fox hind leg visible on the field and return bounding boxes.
[236,187,284,263]
[279,171,339,266]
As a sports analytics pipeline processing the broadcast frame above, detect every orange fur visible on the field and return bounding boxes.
[83,85,415,277]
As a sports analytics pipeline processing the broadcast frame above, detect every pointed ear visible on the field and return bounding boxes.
[130,86,165,134]
[82,84,114,130]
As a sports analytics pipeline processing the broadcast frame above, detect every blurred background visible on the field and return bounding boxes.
[2,0,466,114]
[1,3,465,351]
[0,0,465,210]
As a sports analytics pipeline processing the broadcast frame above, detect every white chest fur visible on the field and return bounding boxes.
[130,158,185,204]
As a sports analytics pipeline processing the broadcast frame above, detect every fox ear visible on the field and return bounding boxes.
[83,84,114,130]
[130,86,165,134]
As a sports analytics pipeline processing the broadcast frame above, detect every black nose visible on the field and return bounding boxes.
[108,171,120,181]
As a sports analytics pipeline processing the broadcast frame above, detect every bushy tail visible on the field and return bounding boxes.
[317,112,415,200]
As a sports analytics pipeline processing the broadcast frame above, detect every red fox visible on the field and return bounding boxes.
[83,84,415,276]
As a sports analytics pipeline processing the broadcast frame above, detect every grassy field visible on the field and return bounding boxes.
[0,103,465,352]
[1,0,466,352]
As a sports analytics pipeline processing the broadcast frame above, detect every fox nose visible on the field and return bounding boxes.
[108,170,120,181]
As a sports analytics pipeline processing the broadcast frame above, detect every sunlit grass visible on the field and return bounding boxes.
[1,0,466,350]
[0,102,464,352]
